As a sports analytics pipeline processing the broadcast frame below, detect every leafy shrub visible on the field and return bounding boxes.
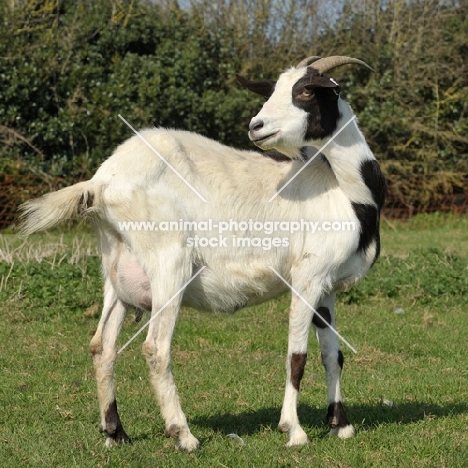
[0,0,262,179]
[340,248,468,306]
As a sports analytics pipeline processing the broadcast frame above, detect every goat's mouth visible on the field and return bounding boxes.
[250,131,279,147]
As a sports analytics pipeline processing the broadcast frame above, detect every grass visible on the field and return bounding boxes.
[1,214,468,467]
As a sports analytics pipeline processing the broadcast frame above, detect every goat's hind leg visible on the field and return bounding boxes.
[89,278,130,446]
[141,250,199,452]
[313,293,354,439]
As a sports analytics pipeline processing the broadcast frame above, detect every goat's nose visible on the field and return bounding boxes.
[249,119,264,132]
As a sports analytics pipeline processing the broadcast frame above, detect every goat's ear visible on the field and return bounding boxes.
[305,76,341,99]
[236,74,276,98]
[305,76,341,90]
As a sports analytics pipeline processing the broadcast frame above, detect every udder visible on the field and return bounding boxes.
[110,247,152,310]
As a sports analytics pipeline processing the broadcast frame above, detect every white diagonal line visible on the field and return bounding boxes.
[118,114,207,202]
[268,115,357,202]
[117,266,206,354]
[269,266,357,354]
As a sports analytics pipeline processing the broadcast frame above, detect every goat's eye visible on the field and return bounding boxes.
[301,89,313,97]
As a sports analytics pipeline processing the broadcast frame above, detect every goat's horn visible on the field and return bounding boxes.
[296,56,321,68]
[309,56,374,74]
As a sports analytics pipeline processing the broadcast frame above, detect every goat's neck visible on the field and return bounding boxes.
[307,101,376,205]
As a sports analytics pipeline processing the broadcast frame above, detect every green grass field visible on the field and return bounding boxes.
[1,214,467,467]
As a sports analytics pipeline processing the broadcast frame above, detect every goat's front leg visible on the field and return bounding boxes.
[278,292,314,447]
[89,278,130,446]
[141,250,199,452]
[314,293,354,439]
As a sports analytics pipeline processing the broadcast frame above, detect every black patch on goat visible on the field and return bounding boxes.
[312,306,332,328]
[360,159,387,208]
[338,350,344,370]
[351,202,379,254]
[290,353,307,391]
[292,68,341,141]
[325,401,351,429]
[352,160,386,262]
[104,399,131,444]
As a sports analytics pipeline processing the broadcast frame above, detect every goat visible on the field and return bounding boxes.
[19,55,386,451]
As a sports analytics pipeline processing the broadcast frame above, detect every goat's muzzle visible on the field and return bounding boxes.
[248,118,279,147]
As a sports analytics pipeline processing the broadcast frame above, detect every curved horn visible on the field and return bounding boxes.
[296,56,321,68]
[309,56,374,74]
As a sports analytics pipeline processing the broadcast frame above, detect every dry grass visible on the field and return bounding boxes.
[0,232,98,265]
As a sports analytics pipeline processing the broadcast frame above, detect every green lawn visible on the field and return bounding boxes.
[1,215,467,467]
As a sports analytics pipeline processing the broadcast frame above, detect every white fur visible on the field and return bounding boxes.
[330,424,356,439]
[18,64,384,451]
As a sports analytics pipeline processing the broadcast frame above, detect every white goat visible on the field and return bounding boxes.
[19,55,386,451]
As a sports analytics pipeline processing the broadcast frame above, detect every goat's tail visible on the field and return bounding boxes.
[18,181,96,236]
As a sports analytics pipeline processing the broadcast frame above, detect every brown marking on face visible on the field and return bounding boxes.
[290,353,307,391]
[292,67,341,140]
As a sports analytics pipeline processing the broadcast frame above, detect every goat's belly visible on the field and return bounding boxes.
[108,244,375,314]
[109,249,287,313]
[334,247,376,291]
[182,281,287,313]
[182,265,288,313]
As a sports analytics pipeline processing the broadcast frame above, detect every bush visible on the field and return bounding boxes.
[0,0,466,228]
[0,0,262,179]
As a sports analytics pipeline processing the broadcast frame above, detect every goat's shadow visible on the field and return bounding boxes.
[189,401,468,438]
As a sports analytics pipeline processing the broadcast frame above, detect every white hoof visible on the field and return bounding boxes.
[104,437,114,448]
[176,433,200,452]
[330,424,355,439]
[165,424,200,452]
[286,427,309,447]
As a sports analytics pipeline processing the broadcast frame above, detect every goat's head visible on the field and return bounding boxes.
[237,56,373,158]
